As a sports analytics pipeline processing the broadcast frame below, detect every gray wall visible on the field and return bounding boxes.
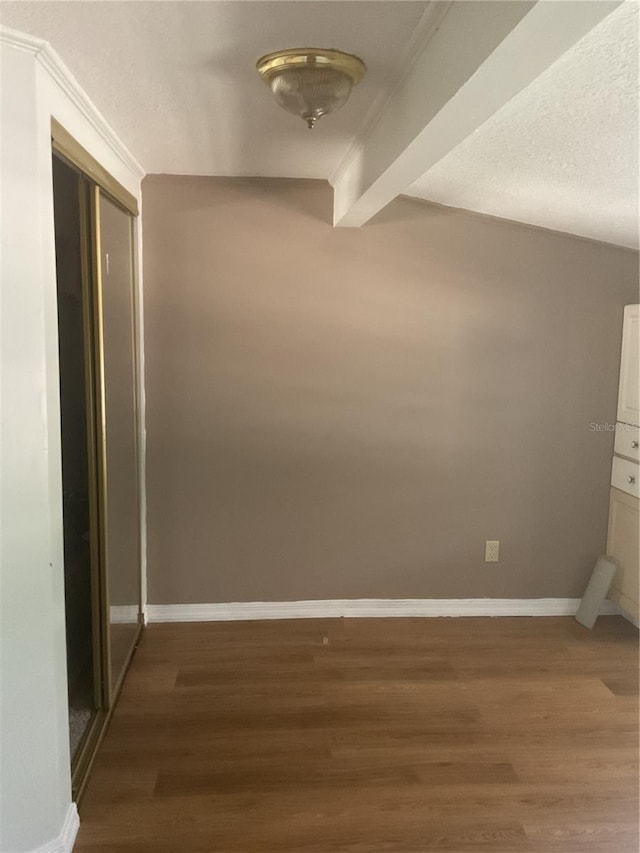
[142,176,638,605]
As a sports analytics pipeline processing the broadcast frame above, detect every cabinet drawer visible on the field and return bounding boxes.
[612,455,640,498]
[614,423,640,461]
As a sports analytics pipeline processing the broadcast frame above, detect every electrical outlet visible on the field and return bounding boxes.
[485,540,499,562]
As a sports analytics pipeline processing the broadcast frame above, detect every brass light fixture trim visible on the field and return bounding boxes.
[256,47,366,128]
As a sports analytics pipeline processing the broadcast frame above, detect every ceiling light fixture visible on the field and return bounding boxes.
[256,48,366,129]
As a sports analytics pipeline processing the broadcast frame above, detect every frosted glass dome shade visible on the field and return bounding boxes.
[257,48,366,129]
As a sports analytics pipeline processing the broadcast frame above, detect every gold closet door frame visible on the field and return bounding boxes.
[52,119,139,216]
[77,177,104,714]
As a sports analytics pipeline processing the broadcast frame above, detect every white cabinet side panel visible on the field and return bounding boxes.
[607,486,640,623]
[617,304,640,427]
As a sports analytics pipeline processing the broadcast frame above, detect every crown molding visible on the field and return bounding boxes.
[329,0,452,189]
[110,604,141,624]
[0,25,145,181]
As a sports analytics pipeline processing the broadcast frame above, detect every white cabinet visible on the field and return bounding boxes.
[607,304,640,625]
[617,304,639,427]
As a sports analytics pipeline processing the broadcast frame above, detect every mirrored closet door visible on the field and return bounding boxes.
[52,122,142,801]
[98,192,142,696]
[53,155,103,771]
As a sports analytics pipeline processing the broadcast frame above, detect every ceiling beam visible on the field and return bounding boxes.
[332,0,623,228]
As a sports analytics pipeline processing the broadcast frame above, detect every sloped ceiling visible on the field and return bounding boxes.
[407,1,639,249]
[1,0,637,247]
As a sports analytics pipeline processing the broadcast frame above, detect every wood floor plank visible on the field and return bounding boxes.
[75,616,638,852]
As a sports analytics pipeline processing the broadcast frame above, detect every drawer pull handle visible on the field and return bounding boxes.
[632,440,639,449]
[627,476,636,484]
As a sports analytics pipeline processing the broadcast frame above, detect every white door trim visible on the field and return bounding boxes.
[31,804,79,853]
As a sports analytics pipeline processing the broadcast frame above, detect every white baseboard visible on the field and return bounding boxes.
[146,598,620,623]
[32,803,79,853]
[109,604,140,624]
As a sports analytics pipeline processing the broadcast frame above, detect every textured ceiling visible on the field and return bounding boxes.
[1,1,637,247]
[0,0,428,178]
[407,1,639,249]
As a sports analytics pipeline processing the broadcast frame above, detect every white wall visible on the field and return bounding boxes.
[0,31,143,853]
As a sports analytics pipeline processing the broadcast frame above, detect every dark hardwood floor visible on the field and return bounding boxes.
[75,616,639,852]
